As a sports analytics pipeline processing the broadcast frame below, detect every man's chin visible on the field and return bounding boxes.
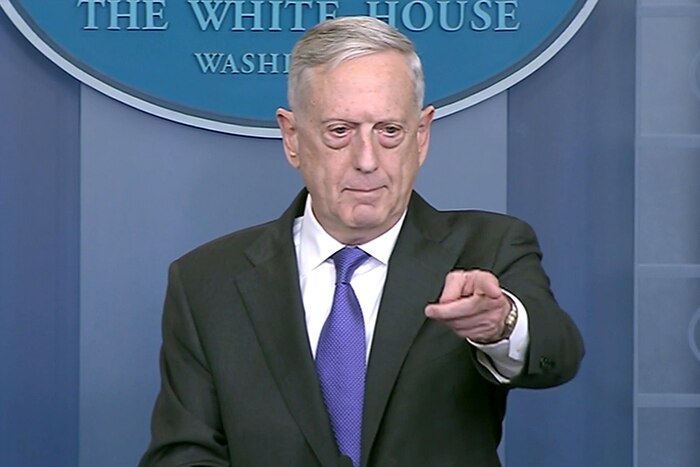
[347,207,384,226]
[344,210,400,238]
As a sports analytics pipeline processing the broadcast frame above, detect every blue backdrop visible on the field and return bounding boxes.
[0,1,642,466]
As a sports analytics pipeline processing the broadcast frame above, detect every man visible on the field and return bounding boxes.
[140,16,584,467]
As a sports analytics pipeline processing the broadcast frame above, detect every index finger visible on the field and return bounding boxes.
[471,270,502,299]
[438,270,473,304]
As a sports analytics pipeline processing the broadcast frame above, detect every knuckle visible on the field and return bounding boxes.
[447,269,466,281]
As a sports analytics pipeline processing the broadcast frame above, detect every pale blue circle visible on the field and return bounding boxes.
[1,0,598,136]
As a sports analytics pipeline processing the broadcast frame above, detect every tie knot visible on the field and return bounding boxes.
[332,247,369,284]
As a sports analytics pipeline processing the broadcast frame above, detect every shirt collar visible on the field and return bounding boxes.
[297,194,406,276]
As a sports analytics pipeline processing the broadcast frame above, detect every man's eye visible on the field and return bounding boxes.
[329,126,349,137]
[377,124,406,147]
[382,125,401,136]
[323,125,353,149]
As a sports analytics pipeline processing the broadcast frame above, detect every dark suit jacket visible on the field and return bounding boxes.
[140,190,584,467]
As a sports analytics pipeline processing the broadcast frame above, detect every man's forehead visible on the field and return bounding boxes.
[312,50,409,76]
[292,51,418,118]
[304,52,413,98]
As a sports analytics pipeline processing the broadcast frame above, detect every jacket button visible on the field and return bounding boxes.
[539,356,555,370]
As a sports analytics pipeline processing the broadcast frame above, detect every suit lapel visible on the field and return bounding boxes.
[235,191,338,466]
[233,190,476,467]
[361,193,463,465]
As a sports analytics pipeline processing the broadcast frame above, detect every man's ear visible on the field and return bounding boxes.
[276,108,300,168]
[417,105,435,167]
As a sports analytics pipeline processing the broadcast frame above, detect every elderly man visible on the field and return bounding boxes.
[140,16,584,467]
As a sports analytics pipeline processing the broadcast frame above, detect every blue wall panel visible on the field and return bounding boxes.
[506,1,635,466]
[78,87,301,466]
[636,4,700,464]
[0,11,80,467]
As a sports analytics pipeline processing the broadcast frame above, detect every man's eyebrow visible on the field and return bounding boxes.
[375,119,408,126]
[318,117,409,126]
[319,118,358,125]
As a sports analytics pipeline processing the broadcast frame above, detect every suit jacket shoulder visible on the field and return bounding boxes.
[173,190,306,286]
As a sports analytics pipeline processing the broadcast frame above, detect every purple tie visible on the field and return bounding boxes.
[316,247,370,467]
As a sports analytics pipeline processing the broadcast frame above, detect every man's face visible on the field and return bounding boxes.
[277,51,434,245]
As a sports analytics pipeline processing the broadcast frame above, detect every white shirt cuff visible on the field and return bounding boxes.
[469,289,529,383]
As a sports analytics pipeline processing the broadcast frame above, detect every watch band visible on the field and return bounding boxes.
[502,298,518,339]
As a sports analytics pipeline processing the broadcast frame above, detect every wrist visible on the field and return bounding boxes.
[501,297,518,339]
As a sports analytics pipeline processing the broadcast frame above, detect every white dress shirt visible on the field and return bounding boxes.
[293,195,529,382]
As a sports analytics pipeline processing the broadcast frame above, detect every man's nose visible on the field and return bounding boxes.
[351,129,379,172]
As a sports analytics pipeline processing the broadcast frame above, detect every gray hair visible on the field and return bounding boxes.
[287,16,425,113]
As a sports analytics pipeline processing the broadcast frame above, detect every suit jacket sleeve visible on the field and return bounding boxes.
[489,217,584,388]
[139,261,230,467]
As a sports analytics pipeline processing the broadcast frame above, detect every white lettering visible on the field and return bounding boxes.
[284,0,313,31]
[188,0,235,31]
[194,52,224,72]
[471,0,492,31]
[231,1,264,31]
[495,0,519,31]
[144,0,168,30]
[107,0,140,30]
[194,52,292,73]
[269,0,283,30]
[241,53,256,73]
[317,0,338,22]
[366,1,398,28]
[437,0,468,32]
[401,1,433,32]
[77,0,106,30]
[220,54,240,73]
